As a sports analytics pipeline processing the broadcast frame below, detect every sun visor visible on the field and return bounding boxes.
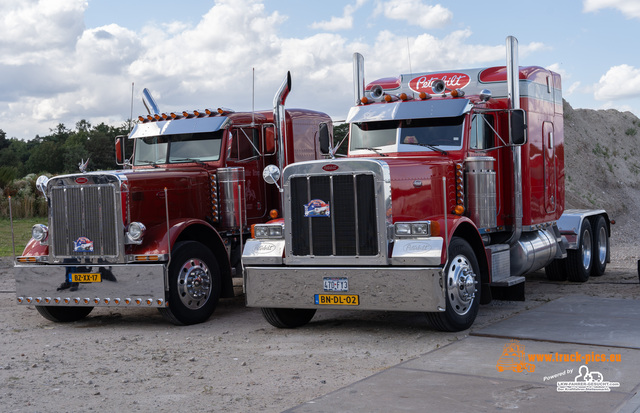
[346,99,472,123]
[129,116,230,139]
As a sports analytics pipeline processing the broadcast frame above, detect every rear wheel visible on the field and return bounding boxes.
[158,241,221,325]
[567,220,593,282]
[35,306,93,322]
[591,216,608,277]
[427,237,480,332]
[261,308,316,328]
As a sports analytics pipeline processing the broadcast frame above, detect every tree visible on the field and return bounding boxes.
[332,123,349,156]
[25,141,64,175]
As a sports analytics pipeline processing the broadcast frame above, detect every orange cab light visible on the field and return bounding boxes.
[182,111,190,117]
[251,223,256,238]
[430,221,441,236]
[419,92,431,100]
[269,209,279,219]
[161,113,168,120]
[399,93,408,101]
[384,94,393,102]
[138,115,145,122]
[217,108,225,114]
[451,89,465,98]
[147,115,154,121]
[360,96,369,104]
[205,108,213,115]
[154,114,161,120]
[170,112,178,119]
[194,110,201,117]
[454,205,465,215]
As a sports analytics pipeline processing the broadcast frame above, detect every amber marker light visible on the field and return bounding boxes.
[360,96,369,104]
[399,93,408,101]
[270,209,279,219]
[454,205,465,215]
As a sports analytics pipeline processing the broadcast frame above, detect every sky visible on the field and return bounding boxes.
[1,0,640,140]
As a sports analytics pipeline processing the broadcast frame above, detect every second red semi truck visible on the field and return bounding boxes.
[13,72,333,325]
[243,36,611,331]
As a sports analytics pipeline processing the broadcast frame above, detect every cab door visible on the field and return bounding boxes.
[543,122,556,213]
[226,127,265,220]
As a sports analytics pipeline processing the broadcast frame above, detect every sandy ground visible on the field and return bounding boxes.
[1,235,638,413]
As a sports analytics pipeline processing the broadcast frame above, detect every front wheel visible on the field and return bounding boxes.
[261,308,316,328]
[427,237,481,332]
[36,306,93,322]
[158,241,221,325]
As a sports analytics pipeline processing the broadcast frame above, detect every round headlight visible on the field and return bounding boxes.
[127,222,146,241]
[32,224,49,242]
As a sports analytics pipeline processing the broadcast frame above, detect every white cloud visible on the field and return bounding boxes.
[377,0,453,29]
[567,81,582,96]
[583,0,640,19]
[594,64,640,100]
[310,0,368,31]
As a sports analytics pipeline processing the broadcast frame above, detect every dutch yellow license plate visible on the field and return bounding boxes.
[314,294,359,306]
[71,273,101,283]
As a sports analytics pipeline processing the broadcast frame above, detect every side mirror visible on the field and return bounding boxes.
[115,135,126,165]
[510,109,527,145]
[319,123,330,155]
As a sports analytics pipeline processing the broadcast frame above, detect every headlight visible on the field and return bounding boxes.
[126,222,146,244]
[394,222,432,237]
[32,224,49,242]
[254,224,284,239]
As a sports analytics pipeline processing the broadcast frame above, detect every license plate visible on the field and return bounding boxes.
[70,273,101,283]
[314,294,359,305]
[323,277,348,292]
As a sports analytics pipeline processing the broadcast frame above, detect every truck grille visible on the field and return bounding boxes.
[50,184,120,258]
[289,174,378,256]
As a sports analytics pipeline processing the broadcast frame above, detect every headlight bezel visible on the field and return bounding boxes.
[253,224,284,239]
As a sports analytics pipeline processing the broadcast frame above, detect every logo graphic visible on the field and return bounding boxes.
[408,72,470,94]
[304,199,330,217]
[73,237,94,252]
[496,340,536,373]
[557,365,620,392]
[322,164,339,172]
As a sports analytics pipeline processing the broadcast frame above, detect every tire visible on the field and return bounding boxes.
[158,241,221,326]
[566,219,593,282]
[427,237,480,332]
[35,306,93,322]
[261,308,316,328]
[591,216,608,277]
[544,258,568,281]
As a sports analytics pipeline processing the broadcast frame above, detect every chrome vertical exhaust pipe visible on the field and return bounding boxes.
[353,53,365,105]
[142,88,160,115]
[273,71,292,174]
[506,35,522,246]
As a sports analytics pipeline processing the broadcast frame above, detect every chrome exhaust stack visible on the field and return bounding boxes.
[273,72,292,176]
[506,35,523,247]
[353,53,365,105]
[142,88,160,115]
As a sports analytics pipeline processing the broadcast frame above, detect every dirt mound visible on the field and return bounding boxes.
[563,100,640,249]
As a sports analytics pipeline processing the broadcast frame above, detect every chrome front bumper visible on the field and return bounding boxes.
[244,266,446,312]
[14,263,167,307]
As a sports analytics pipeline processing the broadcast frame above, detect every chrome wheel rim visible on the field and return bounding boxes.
[446,254,477,316]
[177,258,212,309]
[581,228,593,270]
[596,225,607,265]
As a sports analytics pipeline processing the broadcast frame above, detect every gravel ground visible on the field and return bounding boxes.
[1,232,639,412]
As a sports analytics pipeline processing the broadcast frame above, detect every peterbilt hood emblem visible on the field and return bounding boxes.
[408,72,470,94]
[74,237,94,252]
[304,199,330,217]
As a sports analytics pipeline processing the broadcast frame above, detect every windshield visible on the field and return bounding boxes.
[350,115,465,153]
[133,130,223,166]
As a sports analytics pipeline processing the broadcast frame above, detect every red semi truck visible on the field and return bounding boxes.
[242,36,611,332]
[13,72,333,325]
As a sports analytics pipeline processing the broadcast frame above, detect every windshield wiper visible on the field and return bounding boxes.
[136,160,160,168]
[404,142,448,155]
[172,157,207,166]
[355,147,388,157]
